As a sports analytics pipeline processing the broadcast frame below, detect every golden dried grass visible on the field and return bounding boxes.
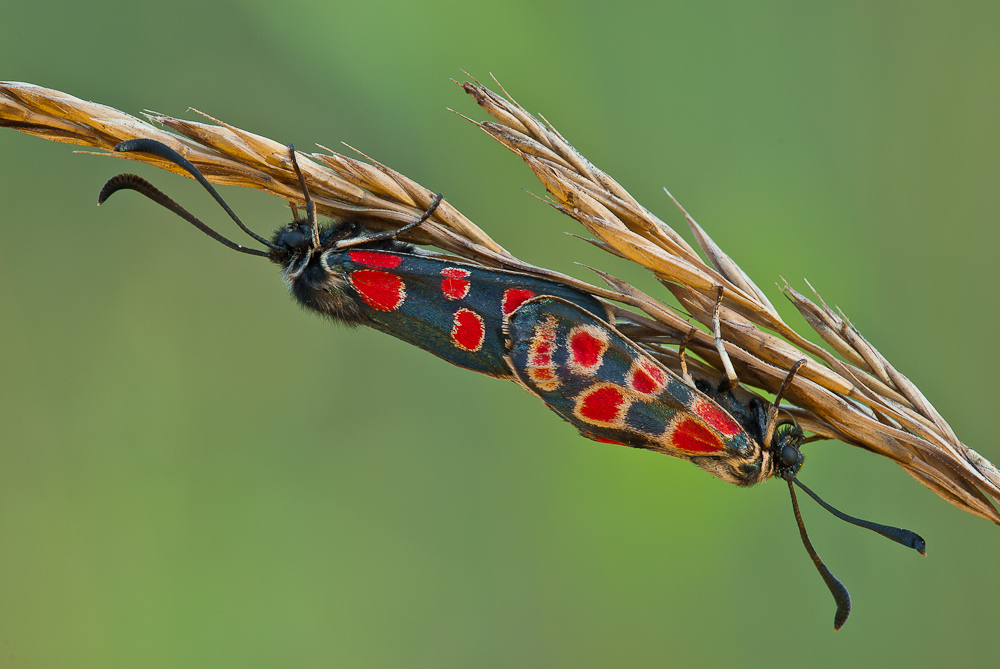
[2,78,997,524]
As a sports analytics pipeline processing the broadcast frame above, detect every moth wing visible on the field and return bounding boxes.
[329,248,611,379]
[504,296,754,460]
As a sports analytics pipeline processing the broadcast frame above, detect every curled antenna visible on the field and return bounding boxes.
[788,480,852,631]
[765,359,925,629]
[787,480,925,630]
[98,173,268,257]
[793,478,926,554]
[111,138,278,251]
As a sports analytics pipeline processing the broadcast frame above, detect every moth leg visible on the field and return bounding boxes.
[677,327,699,386]
[285,144,320,248]
[762,358,808,448]
[335,193,445,249]
[711,286,740,391]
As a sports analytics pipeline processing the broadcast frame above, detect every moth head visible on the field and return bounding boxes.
[268,219,325,281]
[274,224,310,252]
[771,418,805,481]
[98,138,440,287]
[687,411,804,486]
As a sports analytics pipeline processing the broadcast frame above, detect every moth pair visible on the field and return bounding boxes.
[99,139,923,630]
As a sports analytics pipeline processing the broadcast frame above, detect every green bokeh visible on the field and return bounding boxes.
[2,1,999,667]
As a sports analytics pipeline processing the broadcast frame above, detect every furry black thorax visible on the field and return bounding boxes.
[266,218,415,324]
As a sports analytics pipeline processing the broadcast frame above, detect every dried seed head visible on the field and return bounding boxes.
[1,77,997,523]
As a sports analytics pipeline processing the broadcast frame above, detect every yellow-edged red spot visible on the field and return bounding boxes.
[440,267,471,300]
[526,315,560,391]
[502,288,536,315]
[451,308,485,352]
[692,399,743,437]
[568,326,608,373]
[348,251,402,269]
[349,270,406,312]
[530,340,554,365]
[668,418,725,454]
[628,361,667,395]
[574,384,630,426]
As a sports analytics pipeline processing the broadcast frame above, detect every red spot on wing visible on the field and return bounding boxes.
[348,251,402,269]
[350,270,406,311]
[440,267,471,300]
[569,327,607,371]
[452,308,485,351]
[532,368,555,382]
[630,362,666,394]
[526,317,560,390]
[530,340,553,365]
[671,418,725,453]
[593,436,626,445]
[578,385,626,423]
[441,277,470,300]
[502,288,536,315]
[693,400,743,437]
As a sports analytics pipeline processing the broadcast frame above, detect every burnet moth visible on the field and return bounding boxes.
[98,138,923,630]
[504,295,926,629]
[98,139,612,380]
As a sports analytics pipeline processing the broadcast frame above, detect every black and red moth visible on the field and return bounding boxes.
[505,295,792,485]
[98,139,924,630]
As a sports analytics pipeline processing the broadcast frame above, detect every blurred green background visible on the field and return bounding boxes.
[2,1,999,667]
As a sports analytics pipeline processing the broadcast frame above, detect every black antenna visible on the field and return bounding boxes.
[98,173,268,257]
[787,478,926,630]
[793,478,926,554]
[764,359,925,630]
[787,480,852,631]
[110,138,278,251]
[764,361,850,629]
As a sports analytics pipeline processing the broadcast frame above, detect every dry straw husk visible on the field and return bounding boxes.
[2,78,998,525]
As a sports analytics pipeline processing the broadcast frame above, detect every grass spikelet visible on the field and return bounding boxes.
[457,74,1000,524]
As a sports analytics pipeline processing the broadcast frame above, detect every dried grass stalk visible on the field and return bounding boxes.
[458,75,1000,525]
[2,79,997,524]
[0,81,616,302]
